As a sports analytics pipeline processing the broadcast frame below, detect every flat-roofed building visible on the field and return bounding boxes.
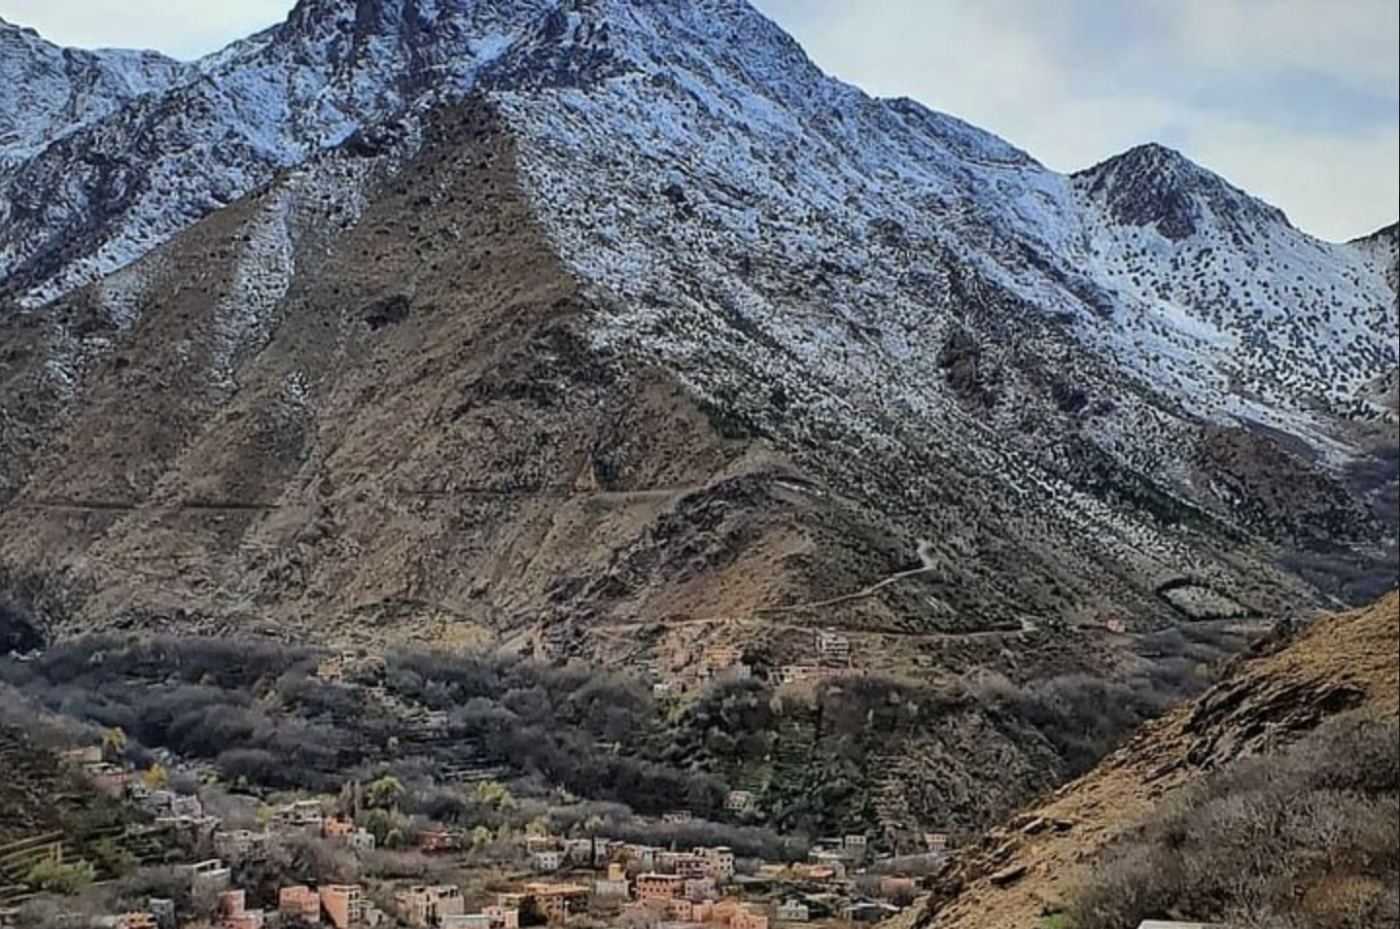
[636,874,685,902]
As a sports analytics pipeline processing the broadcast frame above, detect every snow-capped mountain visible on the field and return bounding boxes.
[1351,222,1399,296]
[0,0,1395,646]
[0,17,186,167]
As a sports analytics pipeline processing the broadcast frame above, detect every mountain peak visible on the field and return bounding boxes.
[1073,141,1290,241]
[1,16,186,164]
[1352,221,1399,247]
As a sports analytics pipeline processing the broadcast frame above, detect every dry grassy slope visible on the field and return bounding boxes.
[0,102,951,662]
[906,591,1400,929]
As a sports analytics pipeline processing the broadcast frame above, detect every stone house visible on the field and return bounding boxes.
[775,901,810,923]
[532,850,565,873]
[522,883,591,920]
[483,905,520,929]
[180,860,232,896]
[274,800,325,832]
[347,828,377,853]
[724,791,754,812]
[683,877,717,901]
[817,631,851,666]
[700,847,735,881]
[594,865,632,900]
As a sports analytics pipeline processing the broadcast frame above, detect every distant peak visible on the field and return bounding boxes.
[1074,141,1290,241]
[1116,141,1190,163]
[1351,221,1399,246]
[0,15,43,39]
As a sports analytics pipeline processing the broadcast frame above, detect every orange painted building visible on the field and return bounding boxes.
[522,882,590,920]
[323,817,355,839]
[322,885,365,929]
[635,874,685,902]
[420,828,462,855]
[280,886,322,923]
[732,905,770,929]
[116,915,158,929]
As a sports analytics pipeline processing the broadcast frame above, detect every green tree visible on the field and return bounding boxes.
[26,859,96,895]
[87,839,138,879]
[518,895,548,927]
[365,775,404,810]
[359,808,398,846]
[474,780,517,811]
[101,727,127,763]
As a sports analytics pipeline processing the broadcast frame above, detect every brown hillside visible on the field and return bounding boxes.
[0,103,778,646]
[0,100,995,678]
[910,590,1400,929]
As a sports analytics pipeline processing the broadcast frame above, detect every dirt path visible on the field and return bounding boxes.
[753,564,938,616]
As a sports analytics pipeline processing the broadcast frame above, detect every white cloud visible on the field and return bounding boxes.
[1159,0,1399,91]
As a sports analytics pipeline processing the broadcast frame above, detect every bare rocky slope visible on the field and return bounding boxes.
[1,0,1397,671]
[903,590,1400,929]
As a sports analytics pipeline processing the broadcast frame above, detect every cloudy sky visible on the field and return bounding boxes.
[3,0,1396,241]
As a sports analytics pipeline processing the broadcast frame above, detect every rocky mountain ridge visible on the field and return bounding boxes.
[1,0,1396,658]
[0,17,185,167]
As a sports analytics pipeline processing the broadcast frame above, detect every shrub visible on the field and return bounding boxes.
[26,859,97,895]
[1069,714,1400,929]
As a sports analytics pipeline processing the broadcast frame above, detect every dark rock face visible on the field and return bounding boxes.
[0,600,42,653]
[1073,142,1290,241]
[938,329,998,409]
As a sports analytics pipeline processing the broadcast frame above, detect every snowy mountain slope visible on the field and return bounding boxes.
[0,17,186,169]
[7,0,1386,456]
[0,0,1396,636]
[485,0,1394,600]
[0,0,565,306]
[1351,222,1399,297]
[1071,147,1396,449]
[504,0,1396,458]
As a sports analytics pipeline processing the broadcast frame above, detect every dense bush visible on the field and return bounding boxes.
[0,623,1247,843]
[972,642,1221,778]
[1069,714,1400,929]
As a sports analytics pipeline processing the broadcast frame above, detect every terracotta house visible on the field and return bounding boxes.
[279,886,322,923]
[396,885,466,927]
[522,883,591,920]
[322,885,365,929]
[635,874,685,902]
[732,905,771,929]
[420,829,463,855]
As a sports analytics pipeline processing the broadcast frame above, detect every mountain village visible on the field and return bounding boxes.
[3,740,936,929]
